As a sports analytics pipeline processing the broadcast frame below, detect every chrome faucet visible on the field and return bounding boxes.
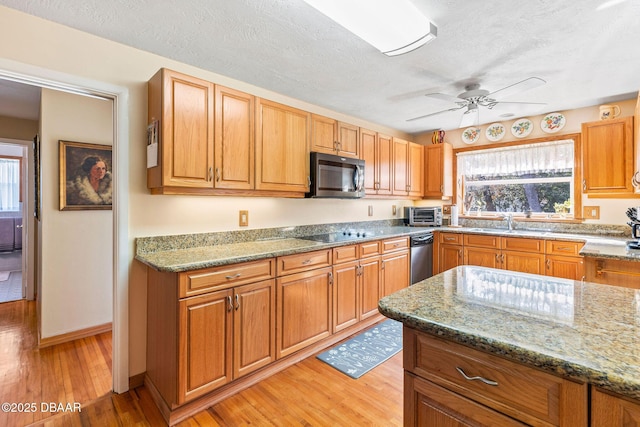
[502,213,515,231]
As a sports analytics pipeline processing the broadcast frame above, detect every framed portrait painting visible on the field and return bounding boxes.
[59,140,113,211]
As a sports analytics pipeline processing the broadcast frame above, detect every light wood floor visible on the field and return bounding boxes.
[2,299,403,426]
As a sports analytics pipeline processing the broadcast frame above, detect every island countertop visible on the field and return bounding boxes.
[378,266,640,401]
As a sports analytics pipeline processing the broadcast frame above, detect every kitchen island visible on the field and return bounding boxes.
[379,266,640,426]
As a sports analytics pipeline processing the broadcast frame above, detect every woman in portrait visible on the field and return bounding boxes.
[66,155,113,205]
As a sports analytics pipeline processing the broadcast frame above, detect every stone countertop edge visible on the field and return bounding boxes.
[378,268,640,402]
[135,226,426,272]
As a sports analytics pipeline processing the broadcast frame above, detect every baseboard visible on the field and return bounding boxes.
[129,372,145,389]
[39,322,112,348]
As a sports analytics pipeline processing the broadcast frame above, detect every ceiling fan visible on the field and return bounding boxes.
[408,77,547,128]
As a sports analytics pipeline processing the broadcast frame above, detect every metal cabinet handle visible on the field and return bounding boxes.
[215,167,220,182]
[458,249,463,259]
[226,296,233,312]
[208,167,213,182]
[495,254,501,263]
[301,259,312,265]
[583,179,587,191]
[235,294,240,310]
[16,224,23,229]
[555,247,572,252]
[225,273,242,280]
[546,259,551,269]
[328,271,333,285]
[455,367,498,386]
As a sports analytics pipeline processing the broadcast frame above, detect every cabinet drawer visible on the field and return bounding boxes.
[439,232,462,245]
[333,245,358,264]
[382,237,409,253]
[277,249,332,275]
[464,234,500,249]
[502,236,544,253]
[179,259,275,298]
[405,329,587,426]
[359,241,381,257]
[546,240,583,256]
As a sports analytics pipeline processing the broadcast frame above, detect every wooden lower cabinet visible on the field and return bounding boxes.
[502,250,544,274]
[545,255,584,280]
[404,328,588,426]
[360,256,382,319]
[381,249,410,297]
[276,266,333,358]
[178,279,275,404]
[592,387,640,426]
[332,259,360,332]
[585,257,640,289]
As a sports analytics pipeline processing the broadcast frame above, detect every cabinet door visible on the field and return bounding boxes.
[592,387,640,426]
[424,143,453,198]
[582,116,634,194]
[310,114,337,155]
[464,247,500,269]
[502,251,544,274]
[584,258,640,289]
[178,289,232,404]
[545,255,584,280]
[214,85,254,190]
[233,279,276,379]
[333,260,360,332]
[149,68,214,189]
[392,137,409,195]
[408,142,424,197]
[381,249,410,297]
[361,128,378,194]
[406,373,527,427]
[360,256,382,320]
[337,122,359,158]
[276,267,332,358]
[377,133,393,195]
[256,99,310,192]
[439,244,463,273]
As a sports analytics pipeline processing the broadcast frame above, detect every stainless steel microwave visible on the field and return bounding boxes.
[404,206,442,226]
[306,152,365,199]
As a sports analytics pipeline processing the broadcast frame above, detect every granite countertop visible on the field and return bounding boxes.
[135,225,425,272]
[379,265,640,400]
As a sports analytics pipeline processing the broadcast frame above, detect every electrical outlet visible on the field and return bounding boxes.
[368,205,373,216]
[583,206,600,220]
[239,210,249,227]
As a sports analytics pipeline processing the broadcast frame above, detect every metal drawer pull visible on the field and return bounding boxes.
[225,273,242,280]
[455,367,498,386]
[301,259,313,265]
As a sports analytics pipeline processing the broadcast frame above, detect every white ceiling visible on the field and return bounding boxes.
[0,0,639,134]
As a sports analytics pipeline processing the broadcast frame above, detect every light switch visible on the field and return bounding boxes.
[239,210,249,227]
[368,205,373,216]
[392,205,397,215]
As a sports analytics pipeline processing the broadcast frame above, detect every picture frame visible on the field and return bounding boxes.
[59,140,113,211]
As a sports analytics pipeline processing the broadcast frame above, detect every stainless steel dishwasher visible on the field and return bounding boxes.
[410,232,434,285]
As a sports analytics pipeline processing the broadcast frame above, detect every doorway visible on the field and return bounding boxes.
[0,141,31,304]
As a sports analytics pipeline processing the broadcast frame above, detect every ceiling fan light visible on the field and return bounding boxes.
[302,0,437,56]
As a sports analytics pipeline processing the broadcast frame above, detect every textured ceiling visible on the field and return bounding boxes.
[0,0,639,133]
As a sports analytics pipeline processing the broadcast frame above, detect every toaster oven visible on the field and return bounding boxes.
[404,206,442,226]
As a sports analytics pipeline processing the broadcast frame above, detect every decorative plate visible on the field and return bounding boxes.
[510,118,534,138]
[540,112,566,133]
[461,127,481,144]
[485,123,506,142]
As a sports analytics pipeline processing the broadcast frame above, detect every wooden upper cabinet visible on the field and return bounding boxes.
[424,143,453,199]
[214,85,254,190]
[310,114,359,158]
[148,68,214,190]
[635,92,640,194]
[582,116,634,195]
[255,98,310,193]
[392,137,409,196]
[408,142,424,197]
[361,129,392,196]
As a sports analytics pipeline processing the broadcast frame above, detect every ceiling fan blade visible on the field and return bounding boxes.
[459,108,479,128]
[425,92,466,104]
[488,77,546,100]
[407,106,464,122]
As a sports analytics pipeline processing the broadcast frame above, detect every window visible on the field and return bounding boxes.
[457,140,575,217]
[0,157,21,212]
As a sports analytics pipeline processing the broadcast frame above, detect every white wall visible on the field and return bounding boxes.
[39,89,113,338]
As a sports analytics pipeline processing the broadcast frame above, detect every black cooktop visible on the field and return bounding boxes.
[302,230,373,243]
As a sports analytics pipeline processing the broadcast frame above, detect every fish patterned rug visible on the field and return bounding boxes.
[316,319,402,379]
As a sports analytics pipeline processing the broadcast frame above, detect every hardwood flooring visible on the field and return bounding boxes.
[2,299,403,426]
